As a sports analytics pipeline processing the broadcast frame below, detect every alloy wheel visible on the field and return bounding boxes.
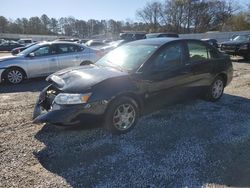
[113,103,136,131]
[212,79,224,99]
[7,69,23,84]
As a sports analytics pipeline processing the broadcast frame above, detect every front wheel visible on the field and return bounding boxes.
[205,76,225,102]
[104,97,139,134]
[5,68,25,84]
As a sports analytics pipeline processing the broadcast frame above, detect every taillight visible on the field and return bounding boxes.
[96,50,104,58]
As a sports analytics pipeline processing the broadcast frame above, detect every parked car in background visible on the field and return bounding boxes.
[33,38,233,134]
[146,33,179,38]
[0,41,101,84]
[220,34,250,60]
[0,41,24,51]
[55,38,80,43]
[100,40,127,54]
[201,38,219,48]
[18,38,33,46]
[85,40,107,49]
[0,39,6,44]
[120,32,146,41]
[100,33,147,54]
[11,42,38,55]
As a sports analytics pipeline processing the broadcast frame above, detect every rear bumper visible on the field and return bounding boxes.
[33,86,108,126]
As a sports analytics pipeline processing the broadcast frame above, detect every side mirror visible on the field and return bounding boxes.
[29,52,35,57]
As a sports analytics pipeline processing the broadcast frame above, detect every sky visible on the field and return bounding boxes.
[0,0,249,21]
[0,0,149,21]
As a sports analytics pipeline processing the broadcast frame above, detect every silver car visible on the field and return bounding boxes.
[0,41,101,84]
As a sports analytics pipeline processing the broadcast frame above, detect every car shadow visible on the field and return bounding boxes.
[0,77,48,93]
[34,94,250,187]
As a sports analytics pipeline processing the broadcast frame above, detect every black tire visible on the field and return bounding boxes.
[4,68,25,84]
[80,61,93,66]
[104,96,139,134]
[205,76,225,102]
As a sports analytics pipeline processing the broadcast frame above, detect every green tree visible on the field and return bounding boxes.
[0,16,8,33]
[40,14,51,34]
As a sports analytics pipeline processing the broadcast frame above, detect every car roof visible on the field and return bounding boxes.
[125,38,193,46]
[37,41,83,46]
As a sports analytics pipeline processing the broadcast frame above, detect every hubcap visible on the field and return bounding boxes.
[212,79,223,99]
[113,103,136,131]
[7,70,23,84]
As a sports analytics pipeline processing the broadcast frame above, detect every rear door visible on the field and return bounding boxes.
[55,43,86,70]
[184,40,220,87]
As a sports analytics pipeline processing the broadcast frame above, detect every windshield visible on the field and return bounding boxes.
[18,43,41,56]
[233,35,250,41]
[96,44,158,72]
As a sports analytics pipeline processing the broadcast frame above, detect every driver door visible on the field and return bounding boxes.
[142,41,192,105]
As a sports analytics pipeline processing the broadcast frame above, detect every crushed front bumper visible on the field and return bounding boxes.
[33,85,108,126]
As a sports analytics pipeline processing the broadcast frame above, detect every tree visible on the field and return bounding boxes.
[49,18,59,34]
[0,16,8,33]
[28,17,43,34]
[136,1,163,32]
[40,14,51,34]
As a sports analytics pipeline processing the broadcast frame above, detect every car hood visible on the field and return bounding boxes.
[0,55,18,62]
[221,41,249,45]
[47,65,128,93]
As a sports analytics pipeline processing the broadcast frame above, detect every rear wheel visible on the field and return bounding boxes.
[104,97,139,134]
[205,76,225,102]
[4,68,25,84]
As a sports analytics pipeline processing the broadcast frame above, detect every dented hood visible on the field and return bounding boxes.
[47,65,128,93]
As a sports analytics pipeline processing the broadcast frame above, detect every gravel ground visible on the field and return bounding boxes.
[0,53,250,187]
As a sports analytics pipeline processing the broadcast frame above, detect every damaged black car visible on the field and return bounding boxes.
[33,38,233,134]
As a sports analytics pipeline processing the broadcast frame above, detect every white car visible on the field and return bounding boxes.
[0,41,101,84]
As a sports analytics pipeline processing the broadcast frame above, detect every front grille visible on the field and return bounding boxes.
[43,86,60,110]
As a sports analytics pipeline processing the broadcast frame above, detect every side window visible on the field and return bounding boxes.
[33,46,51,57]
[56,44,68,54]
[68,44,80,52]
[56,44,81,54]
[188,42,209,62]
[152,43,182,70]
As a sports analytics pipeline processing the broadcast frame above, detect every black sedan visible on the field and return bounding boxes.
[33,38,233,134]
[220,34,250,60]
[0,41,24,51]
[201,38,219,48]
[11,42,37,55]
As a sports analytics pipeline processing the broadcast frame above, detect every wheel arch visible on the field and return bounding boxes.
[2,66,27,80]
[107,92,144,116]
[80,61,94,66]
[216,72,228,86]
